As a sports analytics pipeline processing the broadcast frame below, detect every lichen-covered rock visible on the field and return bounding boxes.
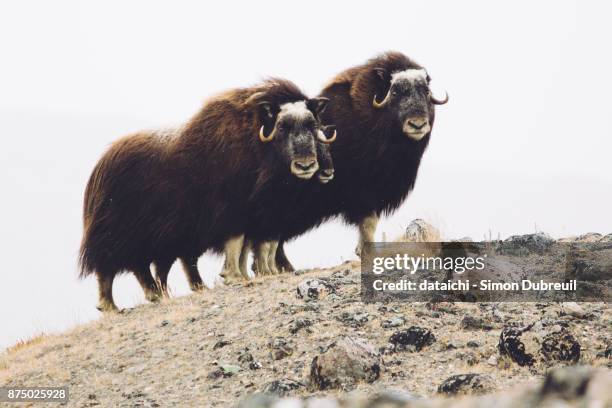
[389,326,436,352]
[297,279,331,300]
[437,373,496,395]
[268,337,294,360]
[499,323,581,367]
[396,219,441,242]
[498,326,535,366]
[261,379,304,396]
[539,330,580,363]
[310,336,382,390]
[503,232,554,253]
[460,316,493,331]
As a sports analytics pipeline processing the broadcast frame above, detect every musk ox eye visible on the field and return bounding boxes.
[391,90,398,96]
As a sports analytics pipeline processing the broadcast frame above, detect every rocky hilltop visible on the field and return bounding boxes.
[1,230,611,407]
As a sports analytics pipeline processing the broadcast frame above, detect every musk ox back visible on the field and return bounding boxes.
[79,79,329,312]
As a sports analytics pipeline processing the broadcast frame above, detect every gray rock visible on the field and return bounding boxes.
[261,378,304,396]
[599,233,612,243]
[336,311,369,327]
[437,373,496,395]
[289,318,313,334]
[310,336,382,390]
[499,323,581,366]
[503,232,554,253]
[460,316,493,331]
[297,279,331,300]
[381,316,406,328]
[400,219,440,242]
[389,326,436,352]
[268,337,294,360]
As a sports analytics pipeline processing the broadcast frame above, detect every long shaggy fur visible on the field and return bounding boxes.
[79,79,310,279]
[319,51,434,225]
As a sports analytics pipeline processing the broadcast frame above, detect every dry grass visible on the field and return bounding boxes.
[5,333,47,355]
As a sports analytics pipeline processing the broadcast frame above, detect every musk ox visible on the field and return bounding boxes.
[245,134,336,276]
[319,51,448,255]
[79,79,331,311]
[262,52,448,270]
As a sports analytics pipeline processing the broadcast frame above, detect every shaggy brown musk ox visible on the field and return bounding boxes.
[318,51,448,255]
[245,134,336,276]
[79,79,330,311]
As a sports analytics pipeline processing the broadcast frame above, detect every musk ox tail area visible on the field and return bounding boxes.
[79,133,172,279]
[79,144,115,278]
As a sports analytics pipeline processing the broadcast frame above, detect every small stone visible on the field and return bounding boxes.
[289,318,313,334]
[220,364,241,377]
[297,279,331,300]
[237,348,254,363]
[389,326,435,352]
[310,336,382,390]
[467,340,480,348]
[261,379,304,396]
[249,361,263,370]
[487,355,498,366]
[160,320,169,327]
[560,302,588,319]
[437,373,496,395]
[337,311,369,327]
[213,339,232,350]
[381,316,406,328]
[460,316,493,331]
[268,337,294,360]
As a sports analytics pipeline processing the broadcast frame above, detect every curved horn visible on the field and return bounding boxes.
[431,91,449,105]
[372,91,390,109]
[317,129,337,144]
[258,125,274,143]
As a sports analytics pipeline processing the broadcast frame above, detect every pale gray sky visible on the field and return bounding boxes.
[0,0,610,350]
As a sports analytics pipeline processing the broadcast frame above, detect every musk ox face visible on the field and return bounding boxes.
[316,125,336,184]
[372,68,448,141]
[258,98,334,180]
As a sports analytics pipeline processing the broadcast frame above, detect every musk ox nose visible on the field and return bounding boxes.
[290,157,319,179]
[294,159,317,171]
[406,117,428,130]
[321,169,334,177]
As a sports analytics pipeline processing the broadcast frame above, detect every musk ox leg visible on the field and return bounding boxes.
[220,235,245,282]
[239,239,252,279]
[154,259,174,297]
[253,241,275,276]
[355,212,379,257]
[275,241,295,273]
[133,265,162,303]
[268,241,280,275]
[179,256,205,292]
[96,271,118,313]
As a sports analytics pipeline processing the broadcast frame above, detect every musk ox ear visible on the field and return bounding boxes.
[307,97,330,118]
[373,67,389,82]
[257,101,278,129]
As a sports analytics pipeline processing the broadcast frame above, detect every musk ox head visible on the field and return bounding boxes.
[371,66,448,141]
[257,97,335,180]
[316,125,336,184]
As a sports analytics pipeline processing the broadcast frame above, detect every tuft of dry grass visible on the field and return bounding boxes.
[5,333,47,355]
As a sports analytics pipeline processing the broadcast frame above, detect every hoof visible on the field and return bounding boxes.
[190,282,206,292]
[145,291,162,303]
[96,302,119,313]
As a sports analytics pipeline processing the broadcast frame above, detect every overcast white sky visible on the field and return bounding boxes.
[0,0,610,350]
